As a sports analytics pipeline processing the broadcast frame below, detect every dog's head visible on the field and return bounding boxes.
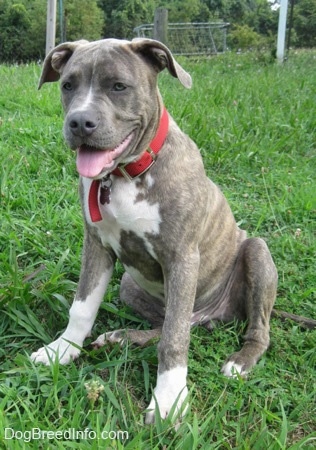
[39,38,192,179]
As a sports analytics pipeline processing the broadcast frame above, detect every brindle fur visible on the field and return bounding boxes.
[32,38,278,423]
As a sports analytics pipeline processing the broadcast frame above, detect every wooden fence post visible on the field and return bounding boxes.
[153,8,168,44]
[46,0,57,55]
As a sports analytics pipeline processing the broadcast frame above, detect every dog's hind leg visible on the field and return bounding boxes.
[92,272,164,348]
[221,237,278,377]
[120,272,165,328]
[92,328,162,348]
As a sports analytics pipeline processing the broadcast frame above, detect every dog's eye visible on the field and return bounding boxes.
[112,83,126,92]
[62,82,72,91]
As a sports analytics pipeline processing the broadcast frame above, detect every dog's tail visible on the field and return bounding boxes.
[271,309,316,329]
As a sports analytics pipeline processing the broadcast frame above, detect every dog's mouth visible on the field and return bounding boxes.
[76,131,135,178]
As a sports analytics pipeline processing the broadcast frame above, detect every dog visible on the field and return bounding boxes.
[31,38,278,424]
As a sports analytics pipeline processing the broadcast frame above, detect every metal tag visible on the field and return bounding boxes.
[100,176,112,205]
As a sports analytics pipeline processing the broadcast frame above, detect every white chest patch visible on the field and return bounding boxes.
[82,176,162,257]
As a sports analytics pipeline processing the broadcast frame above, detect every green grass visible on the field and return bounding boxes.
[0,50,315,449]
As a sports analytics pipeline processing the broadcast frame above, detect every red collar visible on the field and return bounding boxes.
[112,107,169,179]
[88,107,169,222]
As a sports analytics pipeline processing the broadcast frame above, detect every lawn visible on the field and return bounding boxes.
[0,49,315,449]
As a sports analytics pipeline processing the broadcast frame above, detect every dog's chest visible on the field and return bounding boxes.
[82,176,164,295]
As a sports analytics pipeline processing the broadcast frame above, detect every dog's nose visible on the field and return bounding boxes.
[68,111,100,137]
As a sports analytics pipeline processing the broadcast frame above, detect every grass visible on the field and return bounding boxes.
[0,49,315,449]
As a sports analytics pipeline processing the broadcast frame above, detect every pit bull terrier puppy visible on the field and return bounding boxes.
[31,38,278,424]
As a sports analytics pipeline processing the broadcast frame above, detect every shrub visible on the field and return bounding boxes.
[228,24,267,51]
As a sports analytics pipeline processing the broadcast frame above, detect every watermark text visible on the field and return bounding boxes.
[4,427,129,443]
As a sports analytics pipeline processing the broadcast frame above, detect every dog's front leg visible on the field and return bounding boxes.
[31,229,115,365]
[145,251,200,424]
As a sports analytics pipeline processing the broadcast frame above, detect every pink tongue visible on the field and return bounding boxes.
[76,133,134,178]
[76,147,115,178]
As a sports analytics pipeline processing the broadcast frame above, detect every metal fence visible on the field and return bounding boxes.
[134,22,230,56]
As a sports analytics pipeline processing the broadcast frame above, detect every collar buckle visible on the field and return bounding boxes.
[117,148,157,181]
[116,164,133,182]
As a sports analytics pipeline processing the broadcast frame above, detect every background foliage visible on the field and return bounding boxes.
[0,0,315,62]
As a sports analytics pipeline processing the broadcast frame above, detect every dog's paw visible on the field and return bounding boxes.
[145,367,188,424]
[221,349,259,378]
[221,360,248,378]
[145,386,188,425]
[92,330,125,349]
[31,337,81,365]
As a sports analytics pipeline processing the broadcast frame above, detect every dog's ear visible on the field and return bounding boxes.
[131,38,192,89]
[38,40,89,89]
